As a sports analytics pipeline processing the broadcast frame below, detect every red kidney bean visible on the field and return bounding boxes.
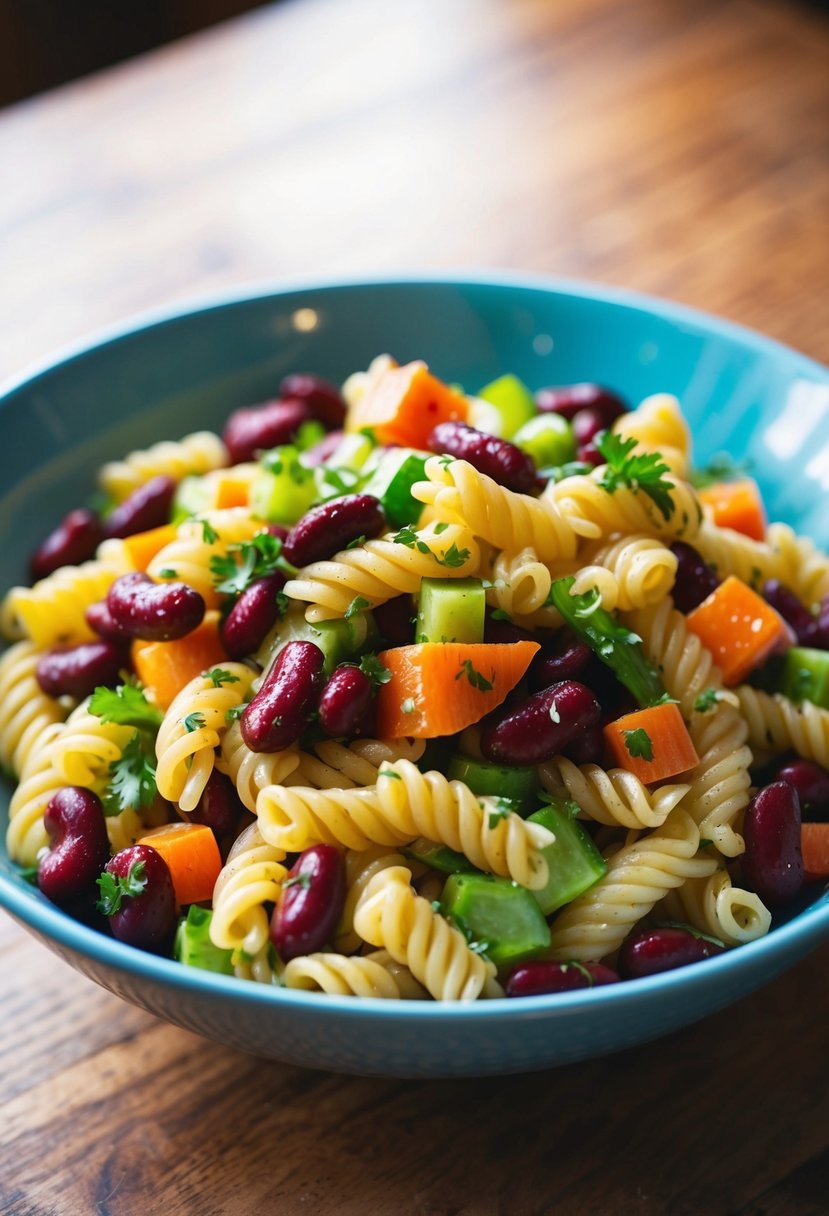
[775,758,829,818]
[86,599,132,642]
[563,724,607,766]
[241,640,325,752]
[483,614,536,645]
[571,408,607,448]
[36,639,125,699]
[480,680,601,765]
[762,579,815,644]
[619,926,724,979]
[282,494,386,567]
[529,632,592,691]
[576,438,606,467]
[103,475,176,540]
[107,572,205,641]
[220,573,287,659]
[535,383,628,427]
[428,421,538,494]
[30,508,104,581]
[506,960,619,997]
[279,373,346,431]
[744,781,804,905]
[669,541,720,613]
[266,523,289,543]
[38,787,111,907]
[301,429,345,467]
[222,399,315,465]
[187,770,244,837]
[374,594,415,647]
[319,665,376,738]
[805,595,829,650]
[270,844,346,961]
[101,844,177,953]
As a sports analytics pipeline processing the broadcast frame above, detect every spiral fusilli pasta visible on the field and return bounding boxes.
[539,756,690,831]
[99,430,228,501]
[0,641,68,777]
[210,822,288,957]
[570,534,677,612]
[611,393,692,478]
[146,509,261,607]
[736,686,829,768]
[544,467,703,545]
[1,551,131,646]
[661,869,771,947]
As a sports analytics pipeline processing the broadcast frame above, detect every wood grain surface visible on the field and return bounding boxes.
[2,0,829,1212]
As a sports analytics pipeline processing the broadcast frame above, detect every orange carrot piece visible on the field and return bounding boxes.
[214,471,253,510]
[685,575,792,685]
[346,361,467,448]
[375,641,539,738]
[603,702,699,785]
[121,523,178,572]
[138,822,222,906]
[801,823,829,880]
[131,612,228,710]
[699,479,767,542]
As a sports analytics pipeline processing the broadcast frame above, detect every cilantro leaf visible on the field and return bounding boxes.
[623,727,653,761]
[436,542,471,569]
[344,595,371,620]
[199,518,220,544]
[345,534,366,550]
[183,712,206,733]
[455,659,494,692]
[597,432,676,521]
[157,568,178,580]
[694,688,719,713]
[103,733,158,816]
[358,653,392,686]
[210,531,292,597]
[690,452,753,490]
[283,872,312,891]
[392,525,419,548]
[96,860,147,916]
[89,683,163,732]
[225,704,246,723]
[483,796,514,829]
[206,667,240,688]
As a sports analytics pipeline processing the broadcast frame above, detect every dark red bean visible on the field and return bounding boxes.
[221,573,287,659]
[571,408,607,448]
[30,508,104,581]
[744,781,804,906]
[669,541,720,613]
[38,788,111,907]
[107,572,205,641]
[529,633,592,691]
[222,399,315,465]
[187,771,244,837]
[428,421,538,494]
[319,665,376,738]
[506,960,619,997]
[576,438,606,467]
[776,758,829,819]
[805,596,829,650]
[36,639,125,699]
[374,595,415,647]
[301,429,345,467]
[762,579,815,644]
[241,640,325,752]
[483,614,536,645]
[619,926,725,979]
[282,494,386,567]
[481,680,601,765]
[535,383,628,427]
[279,373,346,431]
[86,599,133,642]
[270,844,346,961]
[563,724,607,766]
[101,845,177,953]
[266,523,289,543]
[103,475,176,540]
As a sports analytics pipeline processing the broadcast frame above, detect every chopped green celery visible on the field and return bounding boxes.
[174,906,234,975]
[527,800,607,915]
[549,576,667,707]
[172,475,212,523]
[256,603,377,675]
[476,374,536,438]
[465,396,509,438]
[329,432,376,471]
[441,873,550,967]
[404,838,481,875]
[513,414,576,468]
[361,449,429,528]
[250,445,317,524]
[447,754,539,814]
[294,420,327,451]
[780,646,829,710]
[416,578,485,644]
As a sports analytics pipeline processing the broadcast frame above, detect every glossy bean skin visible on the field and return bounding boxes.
[86,599,132,642]
[102,845,178,953]
[374,594,416,647]
[480,680,601,765]
[282,494,386,567]
[104,475,176,539]
[36,639,125,699]
[278,373,346,431]
[619,927,724,979]
[270,844,346,961]
[107,572,205,641]
[319,665,376,738]
[762,579,816,644]
[506,960,619,997]
[220,573,287,659]
[30,508,104,581]
[241,640,325,752]
[535,383,627,427]
[563,724,607,766]
[222,399,315,464]
[38,788,111,907]
[529,633,592,691]
[302,429,345,467]
[187,770,244,838]
[669,541,720,613]
[428,421,538,494]
[775,758,829,819]
[571,408,607,448]
[744,781,804,906]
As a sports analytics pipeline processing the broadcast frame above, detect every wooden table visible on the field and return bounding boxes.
[2,1,829,1211]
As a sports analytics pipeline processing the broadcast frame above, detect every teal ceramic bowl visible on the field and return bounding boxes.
[2,275,829,1077]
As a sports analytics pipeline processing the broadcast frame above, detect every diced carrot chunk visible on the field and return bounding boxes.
[603,702,699,784]
[801,822,829,881]
[685,575,792,685]
[122,524,178,572]
[138,821,222,905]
[699,479,766,542]
[131,612,228,710]
[346,361,467,448]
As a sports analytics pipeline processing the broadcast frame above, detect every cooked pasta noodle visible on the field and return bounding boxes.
[1,551,131,647]
[283,952,405,998]
[661,868,771,947]
[146,509,260,608]
[544,468,703,545]
[210,822,288,956]
[571,534,677,612]
[736,685,829,768]
[217,721,301,812]
[539,756,690,831]
[611,393,691,479]
[99,430,228,501]
[694,520,829,611]
[0,641,68,777]
[5,721,65,865]
[336,846,411,954]
[291,737,426,790]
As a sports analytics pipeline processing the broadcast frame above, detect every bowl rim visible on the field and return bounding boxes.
[2,270,829,1022]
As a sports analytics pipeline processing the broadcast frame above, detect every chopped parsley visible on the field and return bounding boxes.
[484,797,514,829]
[225,704,246,723]
[455,659,494,692]
[623,727,653,761]
[430,899,443,914]
[89,683,163,732]
[344,594,371,620]
[690,453,753,489]
[379,768,401,780]
[157,568,178,580]
[210,531,292,597]
[597,432,675,521]
[393,525,431,553]
[199,518,220,545]
[345,534,366,550]
[103,733,158,816]
[358,653,392,686]
[434,522,450,535]
[490,608,512,622]
[96,860,147,916]
[283,872,312,891]
[694,688,720,713]
[182,712,206,733]
[435,541,470,569]
[206,667,240,688]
